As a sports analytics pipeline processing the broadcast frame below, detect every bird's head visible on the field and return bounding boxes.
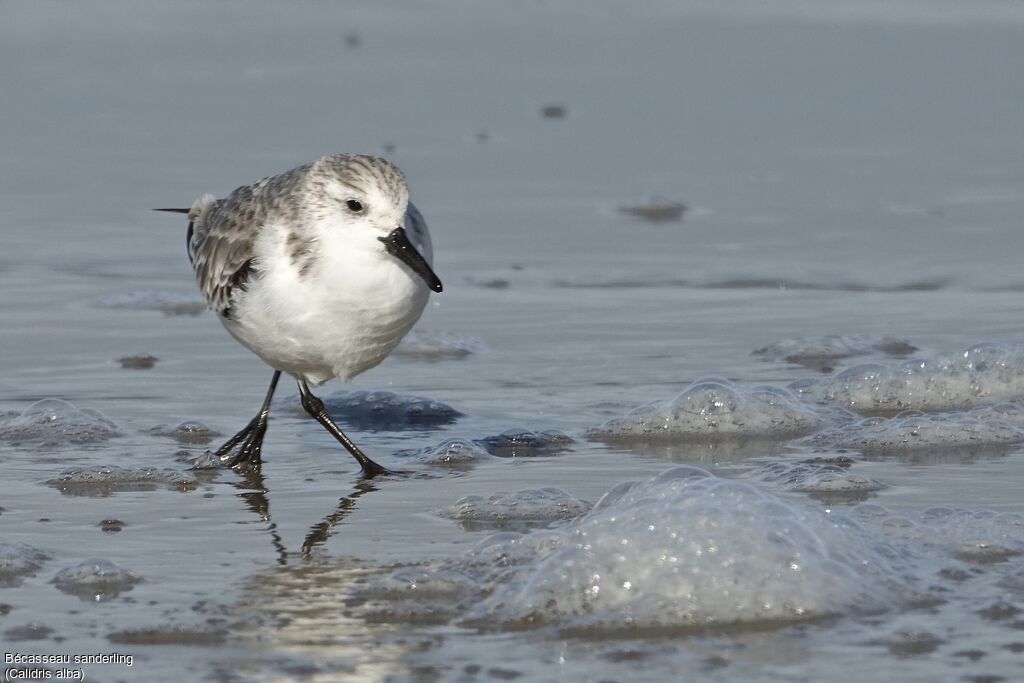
[311,154,442,293]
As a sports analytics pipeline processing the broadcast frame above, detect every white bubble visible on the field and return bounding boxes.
[441,488,591,529]
[801,404,1024,453]
[409,438,493,467]
[791,343,1024,413]
[366,468,920,633]
[53,559,142,601]
[47,465,197,496]
[590,379,836,441]
[0,399,120,447]
[0,540,50,587]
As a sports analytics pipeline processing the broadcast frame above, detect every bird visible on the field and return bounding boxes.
[157,154,443,478]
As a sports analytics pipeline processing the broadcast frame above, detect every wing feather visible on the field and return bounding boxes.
[187,164,310,318]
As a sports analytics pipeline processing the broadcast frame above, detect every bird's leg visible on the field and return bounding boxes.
[212,370,282,468]
[297,380,391,478]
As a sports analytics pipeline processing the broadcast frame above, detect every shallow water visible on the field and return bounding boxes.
[3,1,1024,681]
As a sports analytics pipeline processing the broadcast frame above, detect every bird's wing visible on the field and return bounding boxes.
[189,187,262,319]
[190,165,312,318]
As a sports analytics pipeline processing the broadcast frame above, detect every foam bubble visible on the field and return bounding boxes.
[755,460,885,500]
[300,389,462,431]
[394,329,484,360]
[365,467,918,634]
[147,420,220,444]
[854,506,1024,565]
[0,399,120,447]
[477,429,573,457]
[52,559,142,601]
[790,343,1024,414]
[800,405,1024,453]
[0,540,50,587]
[403,438,493,468]
[589,379,836,442]
[441,488,591,530]
[47,465,197,497]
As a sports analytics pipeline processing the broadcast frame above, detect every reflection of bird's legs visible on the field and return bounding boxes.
[302,481,378,557]
[224,430,384,560]
[297,380,390,478]
[211,370,281,468]
[234,466,288,565]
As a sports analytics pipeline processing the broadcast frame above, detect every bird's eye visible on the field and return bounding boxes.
[346,199,364,213]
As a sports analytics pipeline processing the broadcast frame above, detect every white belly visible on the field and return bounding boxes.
[223,250,430,385]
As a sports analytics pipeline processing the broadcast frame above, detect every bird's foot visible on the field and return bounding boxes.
[203,415,269,470]
[357,459,409,480]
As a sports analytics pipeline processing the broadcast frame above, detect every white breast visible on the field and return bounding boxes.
[222,219,431,384]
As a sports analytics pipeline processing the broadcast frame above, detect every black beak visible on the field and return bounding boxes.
[378,227,443,293]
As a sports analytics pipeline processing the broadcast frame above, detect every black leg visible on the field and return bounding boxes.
[210,370,282,468]
[297,380,391,478]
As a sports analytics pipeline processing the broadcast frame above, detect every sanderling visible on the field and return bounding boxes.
[157,154,442,477]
